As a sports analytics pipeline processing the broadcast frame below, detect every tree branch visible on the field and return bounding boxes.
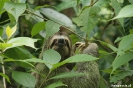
[90,0,98,6]
[0,57,6,88]
[25,9,86,41]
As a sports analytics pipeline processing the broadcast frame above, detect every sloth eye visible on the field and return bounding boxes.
[50,39,57,48]
[65,39,70,49]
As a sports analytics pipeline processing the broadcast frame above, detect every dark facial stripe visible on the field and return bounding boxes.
[50,39,57,48]
[65,39,71,51]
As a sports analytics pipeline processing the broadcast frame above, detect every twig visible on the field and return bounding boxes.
[85,34,89,47]
[0,57,6,88]
[0,19,10,25]
[25,9,86,40]
[26,0,99,42]
[39,71,51,88]
[90,0,98,6]
[100,10,115,39]
[100,21,112,39]
[26,9,48,20]
[90,0,94,5]
[2,64,6,88]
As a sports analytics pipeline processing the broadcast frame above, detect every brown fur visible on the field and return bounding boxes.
[33,32,100,88]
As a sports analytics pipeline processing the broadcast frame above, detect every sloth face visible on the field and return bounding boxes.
[49,32,72,60]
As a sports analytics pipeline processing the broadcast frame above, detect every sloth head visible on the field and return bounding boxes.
[74,42,99,57]
[48,32,72,61]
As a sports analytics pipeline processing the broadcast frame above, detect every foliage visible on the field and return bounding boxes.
[73,6,100,37]
[46,81,67,88]
[0,0,133,88]
[43,49,61,69]
[12,71,36,88]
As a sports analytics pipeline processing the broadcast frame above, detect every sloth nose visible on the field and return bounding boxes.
[58,38,64,43]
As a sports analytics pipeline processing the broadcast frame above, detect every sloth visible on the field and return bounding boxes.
[38,32,73,61]
[48,32,72,61]
[33,31,100,88]
[33,32,73,87]
[70,42,100,88]
[74,42,99,57]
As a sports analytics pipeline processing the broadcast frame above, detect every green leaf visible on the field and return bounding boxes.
[110,70,133,83]
[95,0,110,7]
[0,0,9,10]
[99,50,110,57]
[4,47,35,67]
[10,24,17,37]
[77,0,80,5]
[6,37,38,50]
[3,58,34,67]
[24,58,45,63]
[101,69,121,74]
[6,24,17,39]
[111,0,123,26]
[3,58,45,66]
[0,43,12,50]
[46,20,60,38]
[12,71,36,87]
[124,18,133,34]
[4,47,33,60]
[0,72,10,83]
[64,54,99,63]
[112,51,133,72]
[19,0,26,3]
[130,29,133,34]
[117,34,133,56]
[51,61,69,71]
[31,22,46,37]
[43,49,61,69]
[4,2,26,21]
[0,9,6,14]
[73,6,100,36]
[99,76,106,88]
[98,40,118,52]
[6,26,12,39]
[0,27,3,36]
[112,4,133,20]
[35,5,51,10]
[114,37,123,43]
[80,0,91,6]
[56,0,77,11]
[31,10,44,22]
[8,12,16,26]
[50,72,84,79]
[39,8,75,31]
[129,0,133,3]
[46,81,67,88]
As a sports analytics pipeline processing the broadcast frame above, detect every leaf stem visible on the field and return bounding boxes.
[85,34,89,47]
[39,71,51,88]
[90,0,98,6]
[0,19,10,25]
[0,57,6,88]
[0,37,5,43]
